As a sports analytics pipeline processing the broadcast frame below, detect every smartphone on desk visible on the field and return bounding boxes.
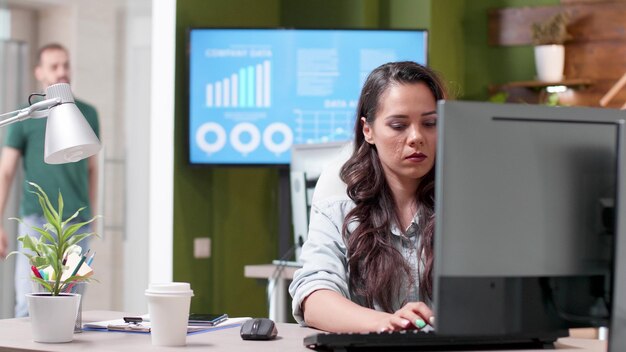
[188,313,228,326]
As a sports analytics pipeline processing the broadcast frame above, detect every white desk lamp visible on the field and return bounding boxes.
[0,83,101,164]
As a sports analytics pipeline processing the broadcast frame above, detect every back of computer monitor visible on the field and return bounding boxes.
[610,115,626,351]
[434,101,624,342]
[290,142,351,261]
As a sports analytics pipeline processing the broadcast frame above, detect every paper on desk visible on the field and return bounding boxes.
[83,317,251,334]
[140,314,251,325]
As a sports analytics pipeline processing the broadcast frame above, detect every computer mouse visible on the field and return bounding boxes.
[240,318,278,340]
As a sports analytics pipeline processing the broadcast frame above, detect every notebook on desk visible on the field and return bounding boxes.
[303,329,568,351]
[84,316,251,334]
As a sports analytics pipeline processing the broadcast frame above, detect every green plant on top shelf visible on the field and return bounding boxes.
[531,12,572,45]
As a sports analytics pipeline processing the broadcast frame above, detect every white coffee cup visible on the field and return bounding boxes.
[145,282,194,346]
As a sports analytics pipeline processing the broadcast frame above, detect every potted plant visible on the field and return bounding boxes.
[8,182,98,343]
[531,11,572,82]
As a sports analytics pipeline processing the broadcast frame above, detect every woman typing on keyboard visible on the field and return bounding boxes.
[289,61,447,333]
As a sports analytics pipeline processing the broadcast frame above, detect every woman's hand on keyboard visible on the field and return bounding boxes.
[376,302,435,332]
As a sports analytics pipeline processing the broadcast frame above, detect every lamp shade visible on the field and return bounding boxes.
[43,83,101,164]
[44,103,101,164]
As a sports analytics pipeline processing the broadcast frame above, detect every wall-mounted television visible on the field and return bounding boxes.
[188,28,428,165]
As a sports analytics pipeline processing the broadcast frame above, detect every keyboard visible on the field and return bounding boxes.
[303,329,568,351]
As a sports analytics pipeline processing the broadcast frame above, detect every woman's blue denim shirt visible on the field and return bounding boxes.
[288,193,424,325]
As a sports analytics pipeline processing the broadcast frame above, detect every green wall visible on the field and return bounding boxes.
[173,0,559,317]
[174,0,282,317]
[281,0,381,28]
[430,0,465,98]
[174,0,434,318]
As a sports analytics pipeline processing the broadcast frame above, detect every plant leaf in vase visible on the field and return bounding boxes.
[7,181,100,296]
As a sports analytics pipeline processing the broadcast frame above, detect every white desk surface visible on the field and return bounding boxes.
[0,310,608,352]
[0,310,315,351]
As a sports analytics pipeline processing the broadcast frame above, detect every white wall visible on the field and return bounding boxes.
[122,1,153,313]
[7,6,37,92]
[147,0,175,295]
[123,0,177,313]
[0,40,28,319]
[1,0,159,315]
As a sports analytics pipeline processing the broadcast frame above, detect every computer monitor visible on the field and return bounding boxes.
[434,101,625,349]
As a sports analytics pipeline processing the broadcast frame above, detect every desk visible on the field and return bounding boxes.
[244,264,298,323]
[0,310,609,352]
[0,310,315,351]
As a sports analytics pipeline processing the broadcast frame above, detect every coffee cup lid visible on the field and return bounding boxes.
[145,282,194,296]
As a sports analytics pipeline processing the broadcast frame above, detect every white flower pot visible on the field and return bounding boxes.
[26,293,81,343]
[534,44,565,82]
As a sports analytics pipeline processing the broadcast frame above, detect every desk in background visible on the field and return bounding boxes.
[244,263,299,323]
[0,310,609,352]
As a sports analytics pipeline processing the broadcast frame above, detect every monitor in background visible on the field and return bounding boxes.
[290,141,351,261]
[434,101,625,348]
[187,28,427,165]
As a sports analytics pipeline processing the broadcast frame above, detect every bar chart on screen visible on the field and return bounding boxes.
[205,60,271,108]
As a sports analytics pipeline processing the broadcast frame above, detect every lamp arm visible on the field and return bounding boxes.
[0,98,62,129]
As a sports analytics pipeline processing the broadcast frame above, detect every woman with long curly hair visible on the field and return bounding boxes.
[289,61,447,333]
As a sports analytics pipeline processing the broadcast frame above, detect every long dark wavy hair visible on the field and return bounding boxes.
[339,61,447,312]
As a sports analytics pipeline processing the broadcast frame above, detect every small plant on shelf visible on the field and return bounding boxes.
[531,11,573,82]
[531,12,572,45]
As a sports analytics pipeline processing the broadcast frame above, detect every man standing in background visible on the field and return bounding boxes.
[0,43,100,317]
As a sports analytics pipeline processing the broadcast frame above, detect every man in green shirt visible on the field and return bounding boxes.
[0,43,99,317]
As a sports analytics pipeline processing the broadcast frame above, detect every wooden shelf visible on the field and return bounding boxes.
[495,78,594,90]
[489,79,595,105]
[488,2,626,107]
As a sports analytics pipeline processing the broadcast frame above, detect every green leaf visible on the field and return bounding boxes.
[27,225,57,245]
[6,250,33,261]
[546,92,560,106]
[36,194,59,231]
[41,223,58,237]
[17,234,40,254]
[58,190,64,222]
[61,217,100,243]
[59,276,95,293]
[27,183,53,217]
[61,207,86,229]
[31,277,53,293]
[38,244,58,269]
[28,182,60,228]
[65,232,97,249]
[62,275,92,286]
[488,92,508,104]
[9,217,24,226]
[30,256,50,268]
[28,182,57,216]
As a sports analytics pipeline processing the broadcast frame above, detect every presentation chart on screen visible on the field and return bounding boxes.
[189,28,427,165]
